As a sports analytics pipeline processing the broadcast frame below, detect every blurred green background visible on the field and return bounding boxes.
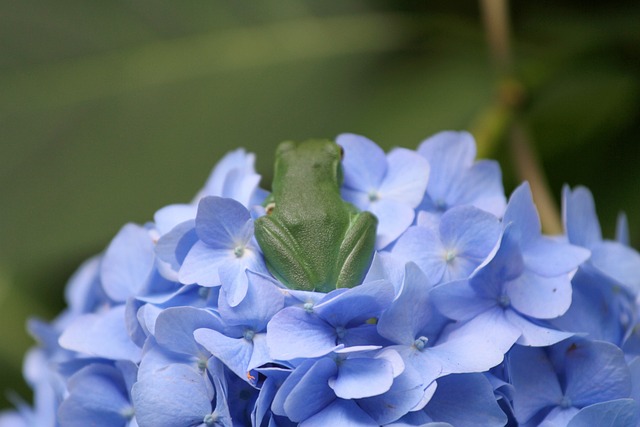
[1,0,639,409]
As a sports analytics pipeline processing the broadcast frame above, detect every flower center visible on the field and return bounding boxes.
[444,249,457,263]
[368,190,380,202]
[498,294,510,308]
[413,336,429,351]
[203,413,218,426]
[243,329,255,341]
[335,326,347,339]
[234,245,245,258]
[558,395,572,409]
[303,302,314,313]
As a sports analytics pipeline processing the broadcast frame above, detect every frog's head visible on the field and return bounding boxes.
[275,139,344,187]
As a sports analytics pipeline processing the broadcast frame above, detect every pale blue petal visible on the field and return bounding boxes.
[390,226,446,285]
[562,185,602,248]
[503,182,541,246]
[439,206,501,261]
[377,263,435,345]
[523,237,590,277]
[155,220,198,271]
[218,270,285,331]
[423,373,508,427]
[507,310,572,347]
[178,241,225,286]
[328,356,394,399]
[154,307,223,357]
[378,148,430,208]
[194,328,252,381]
[341,187,372,211]
[506,271,572,319]
[452,160,506,217]
[132,364,213,427]
[417,131,476,202]
[195,196,252,247]
[567,399,639,427]
[59,305,141,362]
[101,223,154,302]
[267,308,340,360]
[248,333,272,371]
[337,133,387,191]
[370,199,415,249]
[153,204,197,235]
[616,212,630,246]
[429,280,495,322]
[590,241,640,291]
[509,345,563,424]
[300,399,378,427]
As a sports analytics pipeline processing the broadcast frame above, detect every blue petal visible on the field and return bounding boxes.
[194,328,253,381]
[506,270,573,319]
[178,241,225,286]
[337,133,387,192]
[616,212,630,246]
[155,220,198,271]
[390,226,446,285]
[506,309,572,347]
[423,373,508,427]
[558,340,631,406]
[328,356,395,399]
[58,305,141,363]
[562,185,602,248]
[101,223,155,302]
[428,280,496,322]
[417,131,476,203]
[370,199,415,249]
[566,399,639,427]
[522,237,590,277]
[195,196,253,248]
[451,160,506,217]
[58,364,132,427]
[153,204,197,235]
[377,263,435,345]
[300,399,378,427]
[378,148,430,208]
[132,363,213,427]
[281,358,338,422]
[503,182,541,246]
[590,241,640,291]
[154,307,223,357]
[267,307,340,360]
[509,345,563,424]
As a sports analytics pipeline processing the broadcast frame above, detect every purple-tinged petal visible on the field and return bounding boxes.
[370,199,415,249]
[282,358,338,422]
[566,399,639,427]
[337,133,387,192]
[195,196,253,247]
[101,223,154,302]
[59,305,141,363]
[378,148,429,208]
[423,373,508,427]
[558,340,631,407]
[509,345,564,424]
[562,185,602,248]
[506,271,572,319]
[267,308,340,360]
[301,400,378,427]
[503,182,541,247]
[328,356,395,399]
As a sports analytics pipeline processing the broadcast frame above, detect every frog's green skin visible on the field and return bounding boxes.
[254,140,378,293]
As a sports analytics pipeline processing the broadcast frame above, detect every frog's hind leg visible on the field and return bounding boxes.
[335,211,378,289]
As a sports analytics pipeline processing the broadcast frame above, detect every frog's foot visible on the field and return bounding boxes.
[335,211,378,289]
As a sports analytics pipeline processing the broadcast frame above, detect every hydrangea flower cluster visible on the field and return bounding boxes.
[3,131,640,427]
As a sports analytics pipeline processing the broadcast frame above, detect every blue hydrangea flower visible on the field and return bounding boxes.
[178,196,268,306]
[416,131,506,221]
[337,133,430,249]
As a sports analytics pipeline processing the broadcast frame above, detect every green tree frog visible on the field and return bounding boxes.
[254,140,378,293]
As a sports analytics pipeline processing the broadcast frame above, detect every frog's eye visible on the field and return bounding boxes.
[337,144,345,160]
[265,202,276,215]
